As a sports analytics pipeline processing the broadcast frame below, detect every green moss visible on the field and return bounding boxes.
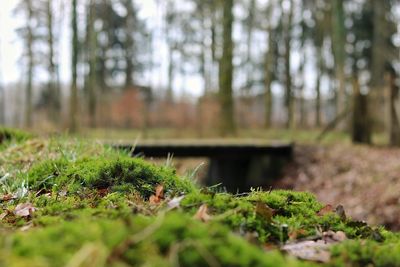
[330,233,400,267]
[27,156,195,198]
[3,213,312,267]
[0,127,32,146]
[3,134,400,266]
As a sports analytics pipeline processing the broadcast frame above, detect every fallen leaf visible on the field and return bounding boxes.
[194,204,211,222]
[14,203,36,217]
[282,240,331,263]
[20,223,33,232]
[283,230,348,263]
[0,211,9,220]
[335,205,346,220]
[264,243,279,251]
[255,202,275,222]
[322,230,347,243]
[149,185,164,204]
[332,231,347,242]
[97,188,109,197]
[288,229,307,241]
[1,194,15,201]
[167,195,185,209]
[317,204,334,216]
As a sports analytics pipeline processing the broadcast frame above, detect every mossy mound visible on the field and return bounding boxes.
[1,132,400,267]
[27,156,195,198]
[0,127,32,147]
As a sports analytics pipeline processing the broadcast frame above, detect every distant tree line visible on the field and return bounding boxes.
[2,0,400,145]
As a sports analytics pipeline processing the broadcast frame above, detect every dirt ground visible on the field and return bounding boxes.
[279,144,400,230]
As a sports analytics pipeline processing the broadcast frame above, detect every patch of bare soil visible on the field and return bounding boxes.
[279,144,400,230]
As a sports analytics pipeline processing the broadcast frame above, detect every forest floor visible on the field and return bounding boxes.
[279,144,400,230]
[81,127,400,230]
[2,127,400,266]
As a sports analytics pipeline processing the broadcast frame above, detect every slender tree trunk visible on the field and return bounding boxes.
[218,0,235,136]
[245,0,256,90]
[299,55,306,127]
[332,0,346,123]
[69,0,79,132]
[264,32,273,128]
[315,46,322,127]
[87,0,97,128]
[370,0,387,132]
[124,0,135,88]
[0,39,5,125]
[166,46,174,102]
[165,0,174,103]
[0,84,4,125]
[284,0,294,129]
[264,2,275,128]
[211,4,217,64]
[47,0,60,124]
[25,0,34,129]
[388,71,400,146]
[352,74,371,144]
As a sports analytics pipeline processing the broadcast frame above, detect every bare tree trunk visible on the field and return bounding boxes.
[0,41,4,125]
[25,0,34,129]
[87,0,97,128]
[298,55,306,128]
[332,0,346,125]
[284,0,294,129]
[69,0,79,133]
[245,0,256,90]
[369,0,387,132]
[264,34,273,128]
[218,0,235,136]
[166,46,174,102]
[124,0,135,89]
[315,46,322,127]
[352,74,371,144]
[388,71,400,146]
[0,84,4,125]
[264,2,275,128]
[47,0,61,124]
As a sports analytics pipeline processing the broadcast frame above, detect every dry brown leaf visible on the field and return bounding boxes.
[0,211,9,221]
[14,203,36,217]
[335,205,347,220]
[288,229,307,241]
[283,230,347,263]
[323,230,347,243]
[149,185,164,205]
[317,204,334,216]
[97,188,109,197]
[167,196,185,209]
[282,240,331,263]
[20,223,33,232]
[255,202,275,222]
[1,194,16,202]
[194,204,211,222]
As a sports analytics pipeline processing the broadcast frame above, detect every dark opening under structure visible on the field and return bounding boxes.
[114,141,294,192]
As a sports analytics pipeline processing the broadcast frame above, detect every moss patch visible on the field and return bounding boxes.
[27,156,194,198]
[0,127,32,143]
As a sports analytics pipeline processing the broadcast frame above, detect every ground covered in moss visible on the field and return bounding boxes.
[1,128,400,267]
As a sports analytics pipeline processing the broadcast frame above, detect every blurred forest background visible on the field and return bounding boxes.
[1,0,400,144]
